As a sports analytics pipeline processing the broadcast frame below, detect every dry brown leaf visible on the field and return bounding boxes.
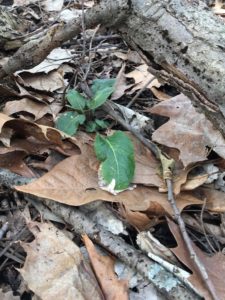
[18,48,74,74]
[114,50,142,64]
[119,208,154,231]
[150,94,225,166]
[15,144,203,216]
[16,70,65,92]
[0,113,75,148]
[3,98,62,120]
[0,113,81,176]
[15,82,55,103]
[130,134,163,188]
[181,174,208,191]
[150,87,171,101]
[0,150,35,178]
[83,235,128,300]
[29,151,65,171]
[197,187,225,213]
[125,64,160,94]
[19,222,104,300]
[168,219,225,300]
[169,166,208,195]
[111,64,133,100]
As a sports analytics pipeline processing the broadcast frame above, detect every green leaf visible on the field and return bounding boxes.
[66,90,87,111]
[88,87,114,110]
[88,79,116,110]
[56,111,86,136]
[85,119,109,132]
[95,119,109,129]
[85,121,98,132]
[94,131,135,190]
[91,79,116,95]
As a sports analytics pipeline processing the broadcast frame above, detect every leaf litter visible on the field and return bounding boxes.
[0,1,225,300]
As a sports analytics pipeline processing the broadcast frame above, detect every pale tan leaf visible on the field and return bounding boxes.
[0,150,35,178]
[3,98,62,120]
[119,208,153,231]
[198,187,225,213]
[18,48,74,74]
[16,70,65,92]
[111,64,133,100]
[151,87,171,101]
[168,219,225,300]
[131,134,163,188]
[83,235,128,300]
[114,50,143,64]
[125,64,160,94]
[150,94,225,166]
[15,144,203,216]
[19,222,103,300]
[15,82,55,103]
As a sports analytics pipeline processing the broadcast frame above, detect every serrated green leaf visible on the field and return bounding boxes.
[66,90,87,111]
[94,131,135,190]
[91,79,116,95]
[55,111,85,136]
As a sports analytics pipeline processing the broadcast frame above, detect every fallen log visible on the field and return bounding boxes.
[0,0,225,137]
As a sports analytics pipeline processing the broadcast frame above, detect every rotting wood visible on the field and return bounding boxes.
[0,0,225,137]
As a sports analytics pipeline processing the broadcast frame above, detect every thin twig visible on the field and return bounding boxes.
[81,0,87,59]
[0,168,199,299]
[103,100,219,299]
[0,222,9,240]
[166,178,219,300]
[83,24,100,81]
[102,101,159,157]
[127,76,156,108]
[200,198,217,253]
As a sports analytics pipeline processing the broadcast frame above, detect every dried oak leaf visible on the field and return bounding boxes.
[15,144,203,216]
[19,222,104,300]
[0,113,80,153]
[150,94,225,166]
[125,64,160,94]
[15,70,65,92]
[168,219,225,300]
[83,235,128,300]
[3,98,62,121]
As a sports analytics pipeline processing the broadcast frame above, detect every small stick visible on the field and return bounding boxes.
[126,76,156,108]
[166,179,219,300]
[103,100,219,300]
[0,222,8,240]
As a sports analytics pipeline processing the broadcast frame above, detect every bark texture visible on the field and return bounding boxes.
[1,0,225,137]
[115,0,225,137]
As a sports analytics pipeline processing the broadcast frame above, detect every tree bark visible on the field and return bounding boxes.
[115,0,225,138]
[0,0,225,136]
